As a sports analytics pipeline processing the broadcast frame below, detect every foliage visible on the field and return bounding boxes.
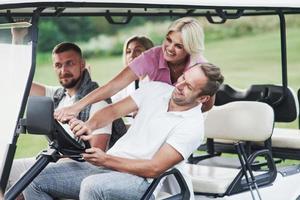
[78,20,170,58]
[37,20,64,51]
[37,15,300,56]
[37,16,171,52]
[37,17,100,51]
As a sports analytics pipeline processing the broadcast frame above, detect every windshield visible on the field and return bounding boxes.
[0,21,32,188]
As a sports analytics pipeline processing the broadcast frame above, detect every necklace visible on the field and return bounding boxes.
[169,64,185,84]
[169,64,185,75]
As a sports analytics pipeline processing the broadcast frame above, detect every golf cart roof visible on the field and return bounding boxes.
[1,0,300,17]
[1,0,300,8]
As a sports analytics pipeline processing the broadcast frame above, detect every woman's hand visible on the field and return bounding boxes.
[11,27,28,44]
[82,147,107,166]
[54,104,81,123]
[69,118,93,141]
[11,18,29,44]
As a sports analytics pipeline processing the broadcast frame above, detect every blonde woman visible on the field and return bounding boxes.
[111,35,154,103]
[55,17,213,121]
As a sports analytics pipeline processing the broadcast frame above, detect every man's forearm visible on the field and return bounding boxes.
[84,144,183,179]
[76,84,113,110]
[101,154,164,178]
[30,82,46,96]
[87,96,137,131]
[87,104,118,131]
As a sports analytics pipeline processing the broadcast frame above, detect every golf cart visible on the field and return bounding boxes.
[1,1,300,200]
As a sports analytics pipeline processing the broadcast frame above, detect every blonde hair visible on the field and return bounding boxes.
[167,17,205,63]
[122,35,154,65]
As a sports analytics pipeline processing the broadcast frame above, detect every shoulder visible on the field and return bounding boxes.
[140,81,173,93]
[128,46,163,77]
[45,85,61,98]
[166,115,204,160]
[144,46,162,55]
[130,81,173,106]
[140,46,163,62]
[174,106,204,136]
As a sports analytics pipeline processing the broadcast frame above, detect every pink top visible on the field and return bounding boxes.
[128,46,207,85]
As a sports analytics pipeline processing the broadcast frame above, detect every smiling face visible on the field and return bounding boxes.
[171,66,208,107]
[52,50,85,89]
[125,40,147,65]
[162,31,189,66]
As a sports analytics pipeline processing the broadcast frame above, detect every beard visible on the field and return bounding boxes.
[172,92,188,106]
[60,77,80,89]
[171,90,199,107]
[59,73,81,89]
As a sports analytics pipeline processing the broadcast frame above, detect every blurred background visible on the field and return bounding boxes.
[12,15,300,159]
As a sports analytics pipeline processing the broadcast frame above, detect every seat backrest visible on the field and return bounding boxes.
[205,101,274,142]
[105,98,127,148]
[215,84,298,122]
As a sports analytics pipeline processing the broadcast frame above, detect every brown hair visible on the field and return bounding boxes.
[123,35,154,64]
[197,63,224,96]
[52,42,82,58]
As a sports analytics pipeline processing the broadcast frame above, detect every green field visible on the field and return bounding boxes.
[15,27,300,158]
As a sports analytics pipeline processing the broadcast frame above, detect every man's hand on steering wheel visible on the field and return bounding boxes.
[69,118,93,141]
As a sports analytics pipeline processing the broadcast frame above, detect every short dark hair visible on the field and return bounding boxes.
[52,42,82,58]
[197,63,224,96]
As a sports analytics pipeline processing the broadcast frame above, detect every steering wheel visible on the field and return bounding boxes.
[26,96,91,161]
[5,96,92,200]
[51,120,91,159]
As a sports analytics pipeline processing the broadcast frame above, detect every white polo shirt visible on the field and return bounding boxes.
[107,82,204,200]
[45,86,112,135]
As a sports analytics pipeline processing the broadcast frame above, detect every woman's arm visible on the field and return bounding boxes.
[69,95,137,141]
[54,66,138,122]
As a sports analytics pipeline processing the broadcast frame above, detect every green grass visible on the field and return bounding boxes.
[205,27,300,89]
[15,135,48,158]
[15,28,300,158]
[204,27,300,130]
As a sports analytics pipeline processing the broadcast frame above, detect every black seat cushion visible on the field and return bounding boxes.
[215,84,297,122]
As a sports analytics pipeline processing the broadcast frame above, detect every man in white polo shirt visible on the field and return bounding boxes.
[24,63,224,200]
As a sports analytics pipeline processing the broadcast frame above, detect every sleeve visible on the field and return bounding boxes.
[166,118,205,160]
[128,47,157,77]
[111,82,135,103]
[44,85,61,99]
[89,101,112,135]
[130,82,162,108]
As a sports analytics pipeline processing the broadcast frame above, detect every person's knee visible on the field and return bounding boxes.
[80,176,94,193]
[80,174,149,200]
[80,176,105,199]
